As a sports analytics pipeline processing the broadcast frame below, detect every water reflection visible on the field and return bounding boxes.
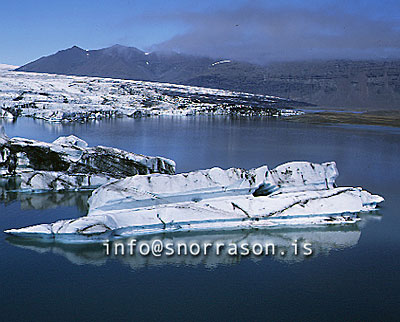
[0,190,90,213]
[6,214,381,268]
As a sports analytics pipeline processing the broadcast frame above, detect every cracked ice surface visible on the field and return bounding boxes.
[4,161,384,243]
[0,68,301,122]
[0,128,175,192]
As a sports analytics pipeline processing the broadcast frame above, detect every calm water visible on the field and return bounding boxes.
[1,116,399,321]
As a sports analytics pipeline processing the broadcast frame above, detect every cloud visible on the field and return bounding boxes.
[147,3,400,63]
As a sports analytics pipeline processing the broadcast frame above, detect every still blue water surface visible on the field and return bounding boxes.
[0,116,399,321]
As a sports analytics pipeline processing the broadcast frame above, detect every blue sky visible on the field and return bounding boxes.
[1,0,399,65]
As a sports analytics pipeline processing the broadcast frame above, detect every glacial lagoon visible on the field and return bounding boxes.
[1,116,399,320]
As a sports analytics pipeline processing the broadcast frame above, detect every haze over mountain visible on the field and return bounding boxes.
[17,45,400,109]
[16,45,217,82]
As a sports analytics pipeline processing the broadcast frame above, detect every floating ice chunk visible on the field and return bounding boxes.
[0,131,175,192]
[53,135,88,148]
[4,161,384,243]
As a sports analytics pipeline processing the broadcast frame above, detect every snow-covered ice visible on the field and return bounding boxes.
[0,64,19,71]
[211,60,231,66]
[4,161,384,243]
[0,67,302,122]
[0,128,175,192]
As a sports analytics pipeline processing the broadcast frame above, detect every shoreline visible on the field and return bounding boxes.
[287,110,400,128]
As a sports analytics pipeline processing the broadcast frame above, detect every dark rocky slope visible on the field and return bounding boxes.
[17,45,400,109]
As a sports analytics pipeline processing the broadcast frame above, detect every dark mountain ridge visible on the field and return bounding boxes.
[16,45,217,81]
[16,45,400,109]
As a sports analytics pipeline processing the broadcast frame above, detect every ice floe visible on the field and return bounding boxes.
[0,128,175,192]
[4,161,383,243]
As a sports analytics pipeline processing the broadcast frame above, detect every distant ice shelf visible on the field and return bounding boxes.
[0,67,303,123]
[4,161,384,243]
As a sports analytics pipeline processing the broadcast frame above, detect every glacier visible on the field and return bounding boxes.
[0,66,303,123]
[4,161,383,243]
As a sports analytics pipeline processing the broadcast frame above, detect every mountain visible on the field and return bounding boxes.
[17,45,400,109]
[16,44,216,82]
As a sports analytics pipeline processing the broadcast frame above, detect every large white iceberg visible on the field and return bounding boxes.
[4,161,383,243]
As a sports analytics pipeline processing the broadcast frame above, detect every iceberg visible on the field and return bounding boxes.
[4,161,383,243]
[0,127,175,192]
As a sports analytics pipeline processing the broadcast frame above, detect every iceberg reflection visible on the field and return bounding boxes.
[0,190,91,213]
[6,214,381,268]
